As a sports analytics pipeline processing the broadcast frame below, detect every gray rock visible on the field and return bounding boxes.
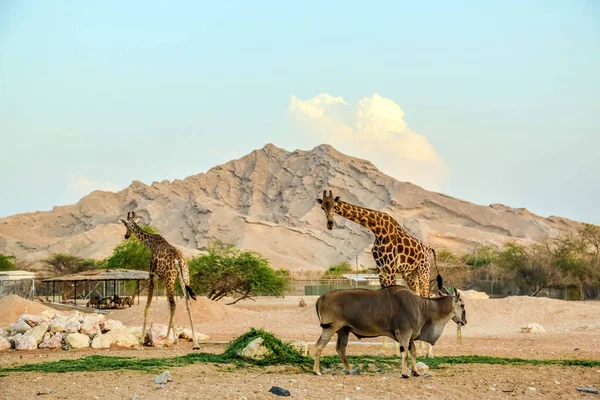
[268,386,290,396]
[576,387,598,394]
[154,371,173,385]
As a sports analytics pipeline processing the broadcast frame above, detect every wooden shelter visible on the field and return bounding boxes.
[42,269,150,305]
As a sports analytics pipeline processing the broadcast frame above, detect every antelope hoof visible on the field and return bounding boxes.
[314,371,322,376]
[411,369,420,377]
[426,354,434,359]
[402,373,410,379]
[192,344,200,350]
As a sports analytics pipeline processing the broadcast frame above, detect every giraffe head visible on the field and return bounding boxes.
[316,190,340,230]
[120,211,140,239]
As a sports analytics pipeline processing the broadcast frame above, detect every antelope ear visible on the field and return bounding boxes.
[316,199,323,204]
[120,219,126,224]
[334,196,340,202]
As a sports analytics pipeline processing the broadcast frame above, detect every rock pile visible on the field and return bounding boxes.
[0,311,210,350]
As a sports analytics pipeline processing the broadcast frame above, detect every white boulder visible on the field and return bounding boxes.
[65,333,90,349]
[9,320,31,335]
[521,323,546,334]
[20,314,43,327]
[0,337,11,351]
[106,327,139,348]
[284,340,308,357]
[237,337,269,360]
[80,314,104,338]
[50,316,68,333]
[102,319,124,332]
[145,323,170,347]
[24,324,49,345]
[14,334,38,350]
[39,332,63,349]
[178,328,210,342]
[457,289,489,299]
[91,333,116,349]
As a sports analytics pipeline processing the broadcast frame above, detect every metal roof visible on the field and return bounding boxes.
[42,269,150,282]
[0,270,37,281]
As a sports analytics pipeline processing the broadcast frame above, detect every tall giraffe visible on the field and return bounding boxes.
[317,191,440,356]
[317,191,433,293]
[120,212,200,349]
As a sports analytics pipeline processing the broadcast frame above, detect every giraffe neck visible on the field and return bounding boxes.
[130,223,162,252]
[334,201,390,236]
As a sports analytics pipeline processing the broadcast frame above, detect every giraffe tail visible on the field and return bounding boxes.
[430,248,443,293]
[185,285,197,301]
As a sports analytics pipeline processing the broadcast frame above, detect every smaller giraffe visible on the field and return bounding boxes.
[121,212,200,349]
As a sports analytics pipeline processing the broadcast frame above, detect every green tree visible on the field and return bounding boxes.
[0,254,16,271]
[103,224,158,270]
[43,253,99,276]
[322,261,354,278]
[498,243,555,296]
[188,241,290,304]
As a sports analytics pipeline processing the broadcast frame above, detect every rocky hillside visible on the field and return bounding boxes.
[0,144,582,271]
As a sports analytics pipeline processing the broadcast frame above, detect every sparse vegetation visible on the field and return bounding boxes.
[0,254,16,271]
[439,224,600,298]
[188,241,290,304]
[43,253,101,277]
[103,224,159,270]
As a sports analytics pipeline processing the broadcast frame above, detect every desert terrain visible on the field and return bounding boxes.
[1,294,599,400]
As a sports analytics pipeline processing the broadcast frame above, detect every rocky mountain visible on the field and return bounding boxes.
[0,144,583,272]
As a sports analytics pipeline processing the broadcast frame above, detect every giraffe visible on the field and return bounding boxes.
[120,212,200,349]
[317,191,440,357]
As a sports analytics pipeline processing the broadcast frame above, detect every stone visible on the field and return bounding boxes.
[456,289,489,299]
[39,333,63,349]
[0,328,8,337]
[9,320,31,335]
[415,362,430,374]
[178,328,210,342]
[345,367,360,375]
[128,326,143,340]
[284,340,308,356]
[20,313,43,327]
[15,334,38,350]
[0,337,11,351]
[153,371,173,385]
[102,319,124,332]
[40,310,56,321]
[528,387,536,392]
[145,323,169,347]
[24,324,50,345]
[520,323,546,334]
[237,337,269,360]
[106,327,138,348]
[91,333,116,349]
[268,387,290,396]
[64,316,81,334]
[65,333,90,349]
[80,314,104,338]
[50,317,68,333]
[423,372,433,378]
[36,388,53,395]
[576,387,598,394]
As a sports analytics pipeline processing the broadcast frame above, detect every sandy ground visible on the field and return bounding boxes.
[1,295,600,399]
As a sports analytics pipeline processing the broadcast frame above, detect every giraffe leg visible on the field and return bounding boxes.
[416,260,434,358]
[163,285,177,349]
[140,274,155,348]
[178,271,199,350]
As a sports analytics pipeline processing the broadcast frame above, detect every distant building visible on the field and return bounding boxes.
[0,270,37,299]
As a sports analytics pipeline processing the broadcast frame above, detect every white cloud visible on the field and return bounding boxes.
[66,174,121,202]
[288,93,447,190]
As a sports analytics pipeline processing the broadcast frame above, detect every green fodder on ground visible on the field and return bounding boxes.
[1,328,599,375]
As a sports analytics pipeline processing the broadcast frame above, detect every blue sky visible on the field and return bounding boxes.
[1,1,598,223]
